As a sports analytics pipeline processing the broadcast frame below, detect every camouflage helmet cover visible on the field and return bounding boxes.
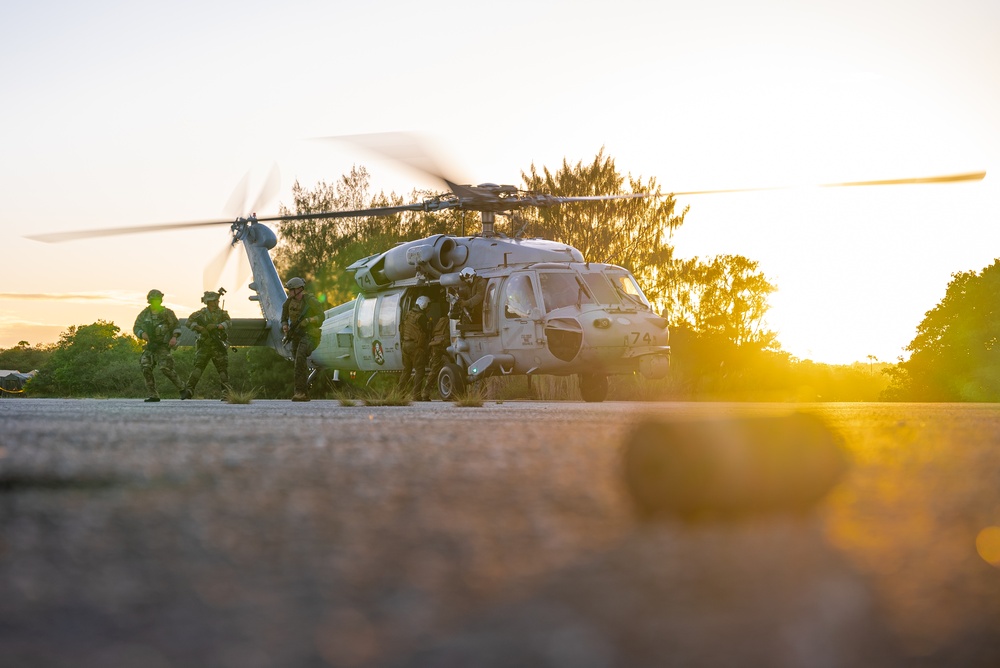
[284,277,306,289]
[201,291,220,303]
[147,289,164,302]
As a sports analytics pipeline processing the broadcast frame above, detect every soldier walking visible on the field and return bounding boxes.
[422,307,451,401]
[182,290,232,400]
[399,295,430,400]
[280,277,325,402]
[133,289,184,402]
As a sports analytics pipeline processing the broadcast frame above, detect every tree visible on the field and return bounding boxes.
[520,148,686,314]
[0,340,54,373]
[28,321,145,397]
[274,165,463,308]
[885,259,1000,401]
[668,254,778,349]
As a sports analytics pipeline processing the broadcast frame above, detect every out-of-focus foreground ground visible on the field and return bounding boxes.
[1,399,999,667]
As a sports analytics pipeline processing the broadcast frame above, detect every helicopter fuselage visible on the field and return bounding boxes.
[303,234,670,401]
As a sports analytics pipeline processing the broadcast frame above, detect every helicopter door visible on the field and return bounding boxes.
[354,294,401,370]
[375,292,403,369]
[499,273,543,353]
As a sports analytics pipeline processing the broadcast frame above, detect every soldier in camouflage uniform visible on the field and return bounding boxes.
[280,277,325,402]
[453,267,487,330]
[398,295,430,400]
[181,291,232,400]
[133,289,184,402]
[421,306,451,401]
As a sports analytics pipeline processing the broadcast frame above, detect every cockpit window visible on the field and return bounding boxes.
[539,272,594,312]
[582,272,619,305]
[608,272,650,307]
[504,274,538,319]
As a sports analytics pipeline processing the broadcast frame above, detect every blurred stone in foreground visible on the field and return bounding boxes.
[400,521,901,667]
[623,413,850,520]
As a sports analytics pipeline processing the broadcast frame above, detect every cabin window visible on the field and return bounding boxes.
[483,280,499,332]
[378,293,400,337]
[582,272,619,305]
[504,274,538,319]
[608,271,650,307]
[357,296,376,339]
[539,272,594,312]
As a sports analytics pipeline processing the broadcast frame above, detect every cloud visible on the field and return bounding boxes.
[0,321,67,349]
[0,291,146,305]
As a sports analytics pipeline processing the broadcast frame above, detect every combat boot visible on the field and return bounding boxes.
[292,393,310,402]
[144,395,161,403]
[180,388,193,400]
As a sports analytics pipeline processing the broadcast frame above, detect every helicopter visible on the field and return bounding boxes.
[27,136,986,401]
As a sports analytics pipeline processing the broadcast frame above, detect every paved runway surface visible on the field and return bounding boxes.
[2,399,1000,666]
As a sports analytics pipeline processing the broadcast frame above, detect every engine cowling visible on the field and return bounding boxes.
[349,235,468,291]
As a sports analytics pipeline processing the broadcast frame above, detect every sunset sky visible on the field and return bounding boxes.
[2,0,997,364]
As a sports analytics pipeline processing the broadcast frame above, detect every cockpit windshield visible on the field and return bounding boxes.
[607,271,650,308]
[539,272,594,312]
[581,272,619,305]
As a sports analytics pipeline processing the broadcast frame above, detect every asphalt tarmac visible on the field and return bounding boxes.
[2,399,1000,667]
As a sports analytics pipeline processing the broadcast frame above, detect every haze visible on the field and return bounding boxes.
[2,0,997,364]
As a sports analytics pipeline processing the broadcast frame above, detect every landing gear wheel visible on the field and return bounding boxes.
[579,373,608,402]
[438,363,467,401]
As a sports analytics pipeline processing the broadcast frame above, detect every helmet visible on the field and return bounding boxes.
[415,296,430,310]
[284,277,306,290]
[146,289,164,302]
[201,291,220,303]
[459,267,476,282]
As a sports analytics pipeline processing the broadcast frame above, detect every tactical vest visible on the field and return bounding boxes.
[402,308,427,346]
[193,307,229,348]
[147,310,174,346]
[287,297,305,324]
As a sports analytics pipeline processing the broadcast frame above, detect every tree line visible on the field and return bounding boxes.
[5,149,985,401]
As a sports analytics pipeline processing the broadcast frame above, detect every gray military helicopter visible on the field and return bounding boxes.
[28,137,986,401]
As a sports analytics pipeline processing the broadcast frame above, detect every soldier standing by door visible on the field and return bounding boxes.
[422,306,451,401]
[399,295,430,400]
[182,290,232,400]
[133,289,185,402]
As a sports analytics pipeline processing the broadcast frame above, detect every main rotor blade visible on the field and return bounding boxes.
[27,197,452,243]
[670,171,986,196]
[820,171,986,187]
[554,194,649,203]
[316,132,472,193]
[26,218,235,243]
[255,199,459,223]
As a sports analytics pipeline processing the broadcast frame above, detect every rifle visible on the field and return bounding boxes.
[282,314,306,345]
[446,287,471,323]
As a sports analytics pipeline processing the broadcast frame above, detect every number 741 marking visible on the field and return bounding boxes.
[626,332,654,345]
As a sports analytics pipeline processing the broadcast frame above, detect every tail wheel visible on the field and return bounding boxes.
[579,374,608,402]
[438,363,467,400]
